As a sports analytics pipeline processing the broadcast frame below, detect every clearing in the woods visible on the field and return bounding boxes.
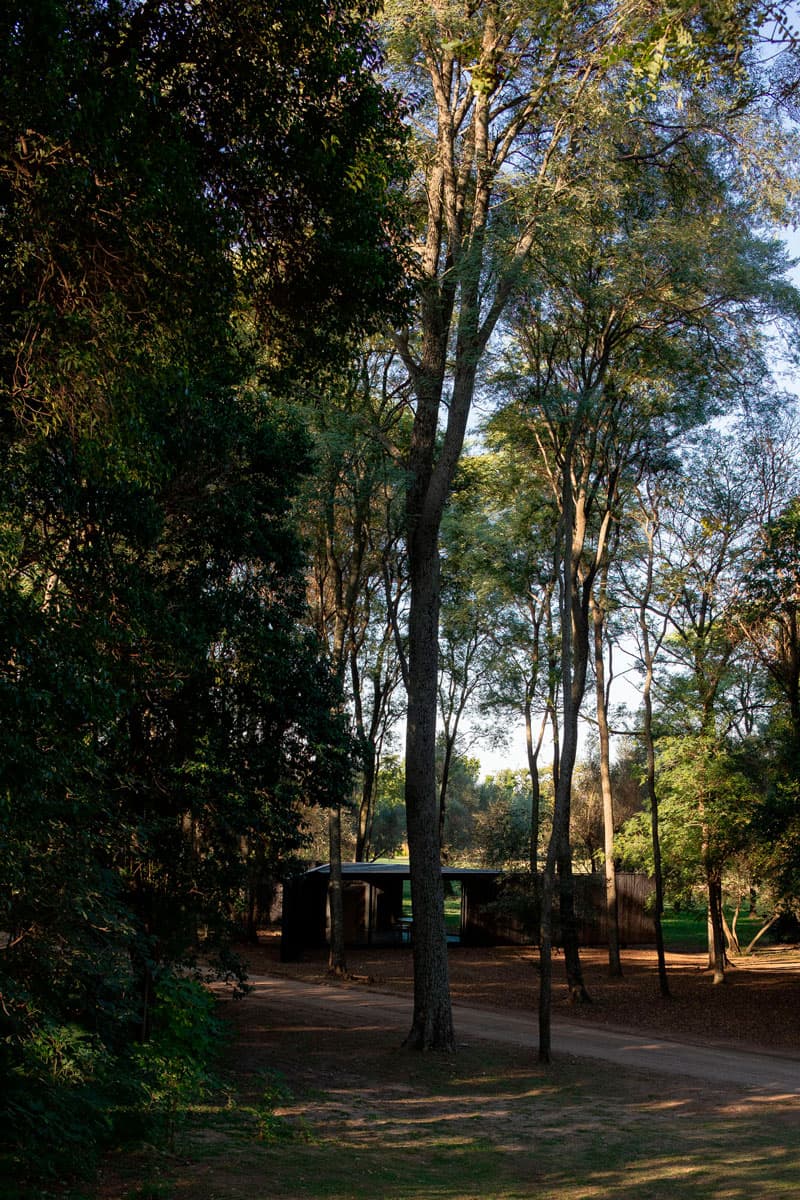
[94,942,800,1200]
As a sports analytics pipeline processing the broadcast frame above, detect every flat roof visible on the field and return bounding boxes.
[303,862,499,879]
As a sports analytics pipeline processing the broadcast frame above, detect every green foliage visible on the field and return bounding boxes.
[371,742,508,865]
[623,427,800,931]
[133,976,226,1149]
[437,741,483,858]
[2,1018,114,1185]
[1,971,227,1188]
[741,734,800,911]
[735,492,800,748]
[0,0,408,1186]
[473,771,535,869]
[371,754,408,859]
[295,353,410,864]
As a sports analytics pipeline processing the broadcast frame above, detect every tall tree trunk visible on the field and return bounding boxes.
[552,712,589,1003]
[355,747,375,862]
[642,679,670,997]
[327,805,347,976]
[700,781,725,983]
[315,511,358,978]
[706,861,726,985]
[699,692,726,985]
[540,482,591,1062]
[351,649,372,862]
[555,504,591,1003]
[523,588,551,874]
[538,831,557,1063]
[635,497,670,996]
[394,10,530,1048]
[404,521,454,1050]
[557,849,586,1000]
[591,590,622,977]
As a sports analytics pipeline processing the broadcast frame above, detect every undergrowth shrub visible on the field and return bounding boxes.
[0,972,225,1196]
[132,974,227,1149]
[1,1017,121,1195]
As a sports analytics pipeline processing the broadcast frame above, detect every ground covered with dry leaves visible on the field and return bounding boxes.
[244,933,800,1053]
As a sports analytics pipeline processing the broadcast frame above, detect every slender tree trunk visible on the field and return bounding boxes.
[244,836,268,943]
[557,850,586,1000]
[314,514,356,978]
[326,751,346,975]
[635,500,670,996]
[591,591,622,977]
[549,703,560,795]
[538,832,557,1063]
[552,716,589,1003]
[540,482,590,1061]
[438,733,454,856]
[365,760,379,861]
[351,649,372,863]
[352,633,398,862]
[555,520,590,1001]
[744,911,779,953]
[722,906,740,956]
[547,587,561,795]
[701,791,725,983]
[356,748,375,862]
[698,709,725,985]
[525,698,545,874]
[523,592,550,875]
[642,682,670,997]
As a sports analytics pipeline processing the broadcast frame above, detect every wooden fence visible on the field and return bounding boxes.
[464,871,656,947]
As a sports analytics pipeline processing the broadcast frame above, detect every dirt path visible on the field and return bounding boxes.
[245,973,800,1098]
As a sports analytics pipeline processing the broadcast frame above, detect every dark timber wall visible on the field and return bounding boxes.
[280,865,656,959]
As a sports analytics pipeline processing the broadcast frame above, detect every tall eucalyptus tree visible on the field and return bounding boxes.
[492,121,799,1053]
[380,0,776,1050]
[656,419,799,982]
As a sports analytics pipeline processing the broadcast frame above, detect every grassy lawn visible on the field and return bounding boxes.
[402,879,463,935]
[91,1002,800,1200]
[660,906,775,952]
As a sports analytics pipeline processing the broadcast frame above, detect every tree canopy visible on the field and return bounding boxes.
[0,0,409,1182]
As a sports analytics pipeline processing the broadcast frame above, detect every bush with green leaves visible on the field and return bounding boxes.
[2,1016,119,1187]
[1,971,227,1190]
[132,975,227,1150]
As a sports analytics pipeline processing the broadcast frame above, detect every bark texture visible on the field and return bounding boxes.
[327,806,347,976]
[404,524,454,1049]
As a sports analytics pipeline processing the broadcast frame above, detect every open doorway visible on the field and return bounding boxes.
[401,877,462,944]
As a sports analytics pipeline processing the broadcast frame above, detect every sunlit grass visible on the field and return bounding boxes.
[108,1029,800,1200]
[661,906,776,952]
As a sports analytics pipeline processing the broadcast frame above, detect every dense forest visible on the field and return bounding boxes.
[2,0,800,1186]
